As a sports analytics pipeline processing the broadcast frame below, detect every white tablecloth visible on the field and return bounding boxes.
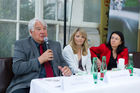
[30,68,140,93]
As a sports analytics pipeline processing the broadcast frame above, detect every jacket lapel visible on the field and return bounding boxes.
[29,37,40,57]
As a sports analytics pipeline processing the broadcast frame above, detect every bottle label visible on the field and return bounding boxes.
[100,72,104,78]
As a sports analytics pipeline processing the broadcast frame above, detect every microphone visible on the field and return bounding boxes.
[44,37,49,49]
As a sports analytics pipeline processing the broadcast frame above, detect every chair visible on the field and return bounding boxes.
[0,57,13,93]
[133,52,140,68]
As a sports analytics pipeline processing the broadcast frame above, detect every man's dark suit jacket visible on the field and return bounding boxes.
[6,36,68,93]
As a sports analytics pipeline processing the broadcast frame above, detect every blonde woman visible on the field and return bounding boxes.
[63,28,91,74]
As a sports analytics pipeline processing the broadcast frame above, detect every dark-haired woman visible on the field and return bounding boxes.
[90,31,128,70]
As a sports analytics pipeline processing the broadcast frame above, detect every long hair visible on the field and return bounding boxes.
[69,28,88,56]
[106,31,126,54]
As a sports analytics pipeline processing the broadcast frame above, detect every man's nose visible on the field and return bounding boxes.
[40,29,45,33]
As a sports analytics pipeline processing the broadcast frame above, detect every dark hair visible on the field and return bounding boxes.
[106,31,126,54]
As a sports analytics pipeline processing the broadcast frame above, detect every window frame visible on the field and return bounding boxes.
[0,0,100,42]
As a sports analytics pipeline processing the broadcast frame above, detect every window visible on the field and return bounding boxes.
[43,0,56,20]
[0,0,17,20]
[0,0,35,57]
[20,0,35,21]
[0,22,16,57]
[0,0,101,57]
[84,0,101,23]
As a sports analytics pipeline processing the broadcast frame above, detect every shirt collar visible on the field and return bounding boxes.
[31,37,45,48]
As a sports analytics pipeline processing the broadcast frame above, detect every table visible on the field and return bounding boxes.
[30,68,140,93]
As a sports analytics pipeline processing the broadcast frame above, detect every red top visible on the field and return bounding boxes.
[90,44,128,65]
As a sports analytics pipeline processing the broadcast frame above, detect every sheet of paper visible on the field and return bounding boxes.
[103,70,130,83]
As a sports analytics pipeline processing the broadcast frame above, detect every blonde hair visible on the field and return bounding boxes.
[69,28,88,56]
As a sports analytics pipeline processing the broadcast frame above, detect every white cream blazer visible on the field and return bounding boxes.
[62,44,92,74]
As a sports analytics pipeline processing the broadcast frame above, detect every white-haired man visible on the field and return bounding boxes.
[6,18,72,93]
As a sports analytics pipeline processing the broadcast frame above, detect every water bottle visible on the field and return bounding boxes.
[127,53,133,76]
[91,57,98,84]
[100,56,107,80]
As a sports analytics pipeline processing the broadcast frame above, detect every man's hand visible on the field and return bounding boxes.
[38,49,54,64]
[58,66,72,76]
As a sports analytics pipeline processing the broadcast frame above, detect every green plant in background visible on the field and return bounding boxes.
[44,3,55,20]
[0,0,57,57]
[0,0,34,57]
[0,23,16,57]
[0,0,17,19]
[20,0,35,21]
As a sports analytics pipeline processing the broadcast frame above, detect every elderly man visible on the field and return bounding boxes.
[6,18,72,93]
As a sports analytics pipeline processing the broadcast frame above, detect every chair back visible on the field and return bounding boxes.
[132,52,140,68]
[0,57,13,93]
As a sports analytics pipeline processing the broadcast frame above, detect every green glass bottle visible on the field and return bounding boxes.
[91,57,98,84]
[127,53,133,76]
[100,56,107,80]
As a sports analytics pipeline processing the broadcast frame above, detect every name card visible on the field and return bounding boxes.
[103,70,130,83]
[62,75,93,90]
